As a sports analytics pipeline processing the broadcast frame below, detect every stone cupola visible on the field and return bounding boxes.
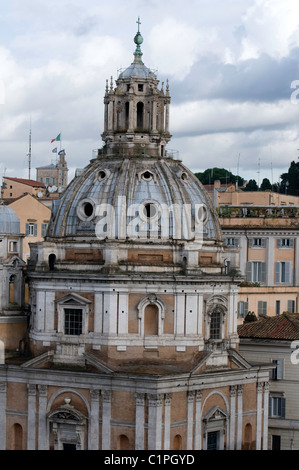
[101,18,171,158]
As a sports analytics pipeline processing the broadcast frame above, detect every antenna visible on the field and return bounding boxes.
[27,118,32,180]
[257,157,261,188]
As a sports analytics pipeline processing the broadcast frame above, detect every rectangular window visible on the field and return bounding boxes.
[272,435,281,450]
[138,84,144,92]
[269,396,285,418]
[258,301,267,315]
[277,238,294,248]
[224,237,239,247]
[287,300,295,313]
[238,301,248,318]
[271,359,284,380]
[275,261,291,284]
[26,223,37,237]
[246,261,266,283]
[64,308,83,336]
[210,312,221,339]
[248,238,266,248]
[275,300,280,316]
[9,241,18,253]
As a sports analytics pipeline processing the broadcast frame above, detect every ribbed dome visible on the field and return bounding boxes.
[48,155,222,242]
[118,62,156,80]
[0,204,20,234]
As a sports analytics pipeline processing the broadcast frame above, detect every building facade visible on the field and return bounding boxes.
[36,151,68,192]
[238,313,299,450]
[0,24,271,451]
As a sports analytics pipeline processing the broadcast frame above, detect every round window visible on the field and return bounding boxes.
[76,198,96,221]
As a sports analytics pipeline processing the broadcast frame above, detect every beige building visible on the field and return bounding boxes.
[2,177,45,200]
[36,151,68,192]
[238,313,299,450]
[8,194,51,261]
[0,24,272,451]
[202,181,299,321]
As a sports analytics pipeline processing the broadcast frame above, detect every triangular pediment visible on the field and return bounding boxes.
[55,293,91,306]
[204,406,227,422]
[5,255,26,267]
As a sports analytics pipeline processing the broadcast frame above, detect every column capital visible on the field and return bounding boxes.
[27,384,37,396]
[90,389,100,400]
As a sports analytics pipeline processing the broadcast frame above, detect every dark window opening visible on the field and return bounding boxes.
[98,170,107,180]
[207,431,219,450]
[138,84,144,92]
[49,254,56,271]
[143,203,157,219]
[125,102,129,129]
[64,308,83,336]
[63,443,77,451]
[137,102,144,129]
[83,202,93,218]
[142,171,153,181]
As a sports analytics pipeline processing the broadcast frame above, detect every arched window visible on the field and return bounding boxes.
[172,434,182,450]
[125,102,129,130]
[117,434,130,450]
[244,423,253,450]
[137,102,144,129]
[144,304,158,335]
[49,253,56,271]
[12,423,23,450]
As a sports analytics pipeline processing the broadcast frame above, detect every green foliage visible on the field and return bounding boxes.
[194,167,244,186]
[279,161,299,196]
[242,179,258,191]
[260,177,272,191]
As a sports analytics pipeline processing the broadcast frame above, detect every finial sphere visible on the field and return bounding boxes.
[134,31,143,46]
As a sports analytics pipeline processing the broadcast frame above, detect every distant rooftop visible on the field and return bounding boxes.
[4,177,45,188]
[238,312,299,340]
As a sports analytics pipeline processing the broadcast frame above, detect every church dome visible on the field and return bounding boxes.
[0,204,20,234]
[47,155,221,242]
[47,20,222,244]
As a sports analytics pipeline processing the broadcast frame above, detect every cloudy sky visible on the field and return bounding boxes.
[1,0,299,186]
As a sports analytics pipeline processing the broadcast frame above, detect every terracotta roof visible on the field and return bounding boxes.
[238,313,299,340]
[4,177,45,188]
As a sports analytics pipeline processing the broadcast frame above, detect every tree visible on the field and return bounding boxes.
[279,161,299,196]
[243,179,258,191]
[194,167,244,186]
[260,178,272,191]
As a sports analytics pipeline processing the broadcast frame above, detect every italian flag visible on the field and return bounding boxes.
[51,133,61,143]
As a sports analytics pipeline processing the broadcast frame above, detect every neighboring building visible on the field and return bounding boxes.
[8,194,51,261]
[36,151,68,192]
[0,24,272,451]
[0,204,27,354]
[2,177,45,200]
[238,312,299,450]
[214,196,299,322]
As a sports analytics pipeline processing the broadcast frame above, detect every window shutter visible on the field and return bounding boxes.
[248,238,253,248]
[234,238,239,248]
[25,223,30,236]
[34,223,37,237]
[285,261,291,284]
[246,262,252,282]
[289,239,294,248]
[287,300,295,313]
[275,262,280,283]
[277,238,282,248]
[258,301,262,315]
[280,397,286,418]
[261,262,266,283]
[277,359,284,380]
[261,238,266,248]
[269,398,272,416]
